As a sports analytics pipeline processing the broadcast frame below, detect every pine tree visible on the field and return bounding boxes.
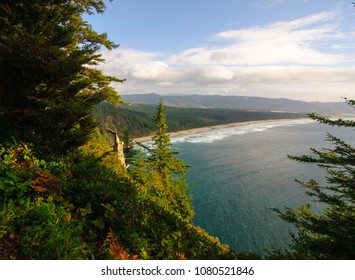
[276,99,355,259]
[0,0,124,156]
[134,99,194,220]
[121,128,137,166]
[149,100,185,180]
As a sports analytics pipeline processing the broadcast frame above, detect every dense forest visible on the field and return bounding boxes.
[0,1,354,260]
[94,102,306,138]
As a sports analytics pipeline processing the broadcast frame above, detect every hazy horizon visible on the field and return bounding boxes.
[121,92,351,103]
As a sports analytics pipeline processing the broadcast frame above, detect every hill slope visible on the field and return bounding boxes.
[94,102,306,138]
[122,94,353,115]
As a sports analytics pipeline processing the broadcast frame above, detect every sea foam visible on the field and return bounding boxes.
[171,119,313,144]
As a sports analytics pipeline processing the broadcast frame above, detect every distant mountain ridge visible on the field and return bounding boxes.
[122,93,353,115]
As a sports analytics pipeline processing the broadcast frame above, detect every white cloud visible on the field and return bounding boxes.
[99,11,355,101]
[131,61,171,81]
[170,12,344,66]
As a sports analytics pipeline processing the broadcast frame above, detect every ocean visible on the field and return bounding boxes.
[169,119,354,254]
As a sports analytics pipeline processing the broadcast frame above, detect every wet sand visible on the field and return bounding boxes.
[133,118,307,143]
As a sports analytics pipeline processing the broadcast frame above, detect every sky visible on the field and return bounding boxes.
[86,0,355,102]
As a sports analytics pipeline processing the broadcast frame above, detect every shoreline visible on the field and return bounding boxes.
[133,118,309,143]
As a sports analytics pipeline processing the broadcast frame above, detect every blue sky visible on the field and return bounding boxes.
[87,0,355,102]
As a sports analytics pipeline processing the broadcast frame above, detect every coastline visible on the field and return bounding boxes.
[133,118,309,143]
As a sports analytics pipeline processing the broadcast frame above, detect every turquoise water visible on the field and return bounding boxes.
[170,119,354,254]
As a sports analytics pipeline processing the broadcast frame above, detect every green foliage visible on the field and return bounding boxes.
[150,100,183,177]
[0,0,124,156]
[0,143,59,202]
[181,224,238,259]
[122,128,138,166]
[94,102,306,139]
[63,116,190,259]
[15,198,89,260]
[0,1,238,261]
[62,152,136,240]
[0,143,90,259]
[0,136,236,260]
[133,100,194,221]
[62,149,225,259]
[274,99,355,259]
[94,102,154,138]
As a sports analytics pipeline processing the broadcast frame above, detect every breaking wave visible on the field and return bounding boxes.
[171,119,313,144]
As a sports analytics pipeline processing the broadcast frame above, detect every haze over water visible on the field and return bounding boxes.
[171,119,354,254]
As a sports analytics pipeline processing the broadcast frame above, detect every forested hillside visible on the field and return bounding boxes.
[94,102,306,138]
[0,0,238,260]
[122,93,354,115]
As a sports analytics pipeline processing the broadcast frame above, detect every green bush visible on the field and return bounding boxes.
[16,198,90,259]
[0,142,237,260]
[0,143,89,259]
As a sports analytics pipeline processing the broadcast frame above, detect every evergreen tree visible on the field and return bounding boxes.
[134,99,194,220]
[276,99,355,259]
[0,0,123,156]
[149,100,186,180]
[120,128,136,166]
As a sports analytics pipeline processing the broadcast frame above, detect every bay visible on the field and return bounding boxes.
[171,119,354,254]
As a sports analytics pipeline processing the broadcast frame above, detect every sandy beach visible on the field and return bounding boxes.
[133,118,308,143]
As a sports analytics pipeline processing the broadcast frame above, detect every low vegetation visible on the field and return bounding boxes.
[0,126,237,260]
